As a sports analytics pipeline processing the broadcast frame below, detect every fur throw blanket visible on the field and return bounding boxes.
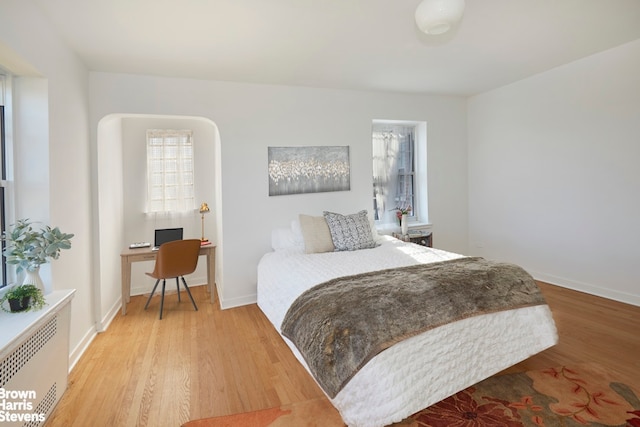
[281,257,546,398]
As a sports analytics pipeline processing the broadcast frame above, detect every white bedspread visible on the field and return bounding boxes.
[257,236,558,427]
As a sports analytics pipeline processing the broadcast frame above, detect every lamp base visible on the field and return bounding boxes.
[200,238,210,246]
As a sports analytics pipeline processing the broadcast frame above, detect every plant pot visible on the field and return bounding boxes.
[8,296,31,313]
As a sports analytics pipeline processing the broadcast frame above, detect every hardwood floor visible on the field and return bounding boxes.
[504,282,639,382]
[45,282,640,427]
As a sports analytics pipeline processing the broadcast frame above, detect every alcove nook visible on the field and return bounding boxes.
[94,114,222,329]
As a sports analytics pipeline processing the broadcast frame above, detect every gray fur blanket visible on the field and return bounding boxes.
[281,257,546,398]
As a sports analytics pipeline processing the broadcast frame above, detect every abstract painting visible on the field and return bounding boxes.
[268,146,350,196]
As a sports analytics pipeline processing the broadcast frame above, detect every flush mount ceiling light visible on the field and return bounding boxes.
[415,0,465,35]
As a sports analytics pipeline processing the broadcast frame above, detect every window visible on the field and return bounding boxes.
[146,129,195,214]
[1,74,9,288]
[372,121,427,227]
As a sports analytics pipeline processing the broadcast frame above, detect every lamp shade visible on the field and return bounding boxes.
[199,202,210,214]
[415,0,465,35]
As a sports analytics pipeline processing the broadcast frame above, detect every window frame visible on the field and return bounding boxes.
[1,74,9,288]
[372,120,428,228]
[145,129,195,215]
[1,105,6,288]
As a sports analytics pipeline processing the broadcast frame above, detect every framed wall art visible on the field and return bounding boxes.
[268,146,350,196]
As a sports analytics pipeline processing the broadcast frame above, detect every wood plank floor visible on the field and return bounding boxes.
[45,282,640,427]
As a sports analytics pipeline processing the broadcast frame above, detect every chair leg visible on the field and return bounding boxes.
[180,276,198,311]
[159,279,166,319]
[176,277,181,302]
[145,279,161,310]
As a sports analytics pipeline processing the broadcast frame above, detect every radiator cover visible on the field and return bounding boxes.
[0,290,75,427]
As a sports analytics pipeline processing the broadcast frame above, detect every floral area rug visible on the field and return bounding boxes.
[181,397,343,427]
[182,364,640,427]
[396,363,640,427]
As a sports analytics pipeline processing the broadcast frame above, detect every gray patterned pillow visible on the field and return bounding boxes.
[323,210,378,251]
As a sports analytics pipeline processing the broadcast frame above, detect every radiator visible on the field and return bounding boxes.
[0,290,74,427]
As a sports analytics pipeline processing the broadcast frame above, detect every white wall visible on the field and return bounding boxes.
[468,39,640,306]
[89,73,469,308]
[0,0,94,366]
[95,115,124,329]
[12,77,49,223]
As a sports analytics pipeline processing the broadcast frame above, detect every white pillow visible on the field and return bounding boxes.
[290,220,305,246]
[369,218,384,244]
[271,228,303,251]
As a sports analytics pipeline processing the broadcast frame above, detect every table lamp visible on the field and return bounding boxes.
[199,202,210,243]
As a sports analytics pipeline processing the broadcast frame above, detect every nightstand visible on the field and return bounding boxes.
[392,230,433,248]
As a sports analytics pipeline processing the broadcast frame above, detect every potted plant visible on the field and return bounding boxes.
[0,284,46,313]
[2,219,74,292]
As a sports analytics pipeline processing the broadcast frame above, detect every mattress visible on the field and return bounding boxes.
[257,234,558,427]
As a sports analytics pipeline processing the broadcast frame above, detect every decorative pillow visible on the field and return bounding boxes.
[271,228,304,251]
[299,214,335,254]
[369,217,384,244]
[290,220,305,246]
[323,210,378,251]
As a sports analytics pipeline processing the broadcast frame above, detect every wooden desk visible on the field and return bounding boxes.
[120,244,216,315]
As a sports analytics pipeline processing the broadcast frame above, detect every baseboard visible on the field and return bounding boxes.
[68,325,98,372]
[98,297,122,332]
[531,270,640,307]
[219,293,257,309]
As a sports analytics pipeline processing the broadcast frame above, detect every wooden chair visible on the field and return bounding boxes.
[144,239,200,319]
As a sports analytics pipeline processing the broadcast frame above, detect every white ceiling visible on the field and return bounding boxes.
[33,0,640,96]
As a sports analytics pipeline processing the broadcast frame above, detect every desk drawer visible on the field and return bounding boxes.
[129,253,157,262]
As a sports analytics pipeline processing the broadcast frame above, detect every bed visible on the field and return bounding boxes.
[257,212,558,427]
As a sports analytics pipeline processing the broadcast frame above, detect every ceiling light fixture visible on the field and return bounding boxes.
[415,0,465,35]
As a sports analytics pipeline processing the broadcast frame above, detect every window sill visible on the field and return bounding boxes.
[375,221,432,235]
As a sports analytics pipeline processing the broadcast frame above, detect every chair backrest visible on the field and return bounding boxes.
[151,239,201,279]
